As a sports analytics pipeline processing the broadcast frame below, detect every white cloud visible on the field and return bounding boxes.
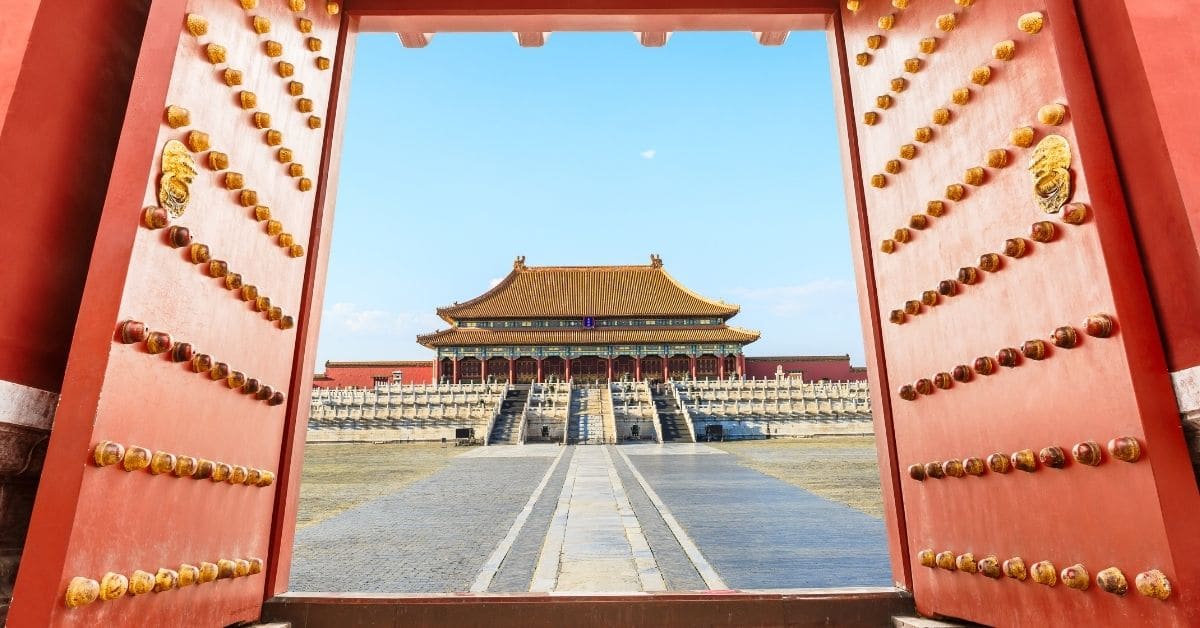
[324,302,442,335]
[640,149,657,160]
[488,277,504,288]
[731,279,857,316]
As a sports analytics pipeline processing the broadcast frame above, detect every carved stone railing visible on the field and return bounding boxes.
[482,383,508,446]
[668,381,698,443]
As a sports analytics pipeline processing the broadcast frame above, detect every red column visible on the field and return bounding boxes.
[451,357,459,384]
[662,357,669,382]
[536,358,543,383]
[689,355,697,380]
[606,358,613,382]
[635,358,642,381]
[718,356,726,379]
[737,354,746,379]
[565,358,572,381]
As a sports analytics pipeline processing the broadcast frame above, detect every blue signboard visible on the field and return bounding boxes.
[583,316,595,329]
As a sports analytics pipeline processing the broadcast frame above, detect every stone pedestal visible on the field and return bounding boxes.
[0,382,56,623]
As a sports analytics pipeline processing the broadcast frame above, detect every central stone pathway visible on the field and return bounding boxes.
[530,446,665,592]
[289,442,891,593]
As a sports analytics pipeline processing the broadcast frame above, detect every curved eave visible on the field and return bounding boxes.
[416,325,761,348]
[728,325,761,344]
[434,264,742,321]
[435,268,521,324]
[416,328,456,349]
[657,267,740,318]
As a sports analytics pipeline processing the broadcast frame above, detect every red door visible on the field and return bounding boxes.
[8,1,347,624]
[835,1,1200,625]
[9,1,1200,626]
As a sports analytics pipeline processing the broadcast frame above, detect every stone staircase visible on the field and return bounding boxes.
[566,386,608,444]
[488,386,529,444]
[651,384,694,442]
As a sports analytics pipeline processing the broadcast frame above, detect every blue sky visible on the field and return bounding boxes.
[315,31,866,366]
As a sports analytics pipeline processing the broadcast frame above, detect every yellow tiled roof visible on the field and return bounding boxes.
[416,326,761,348]
[436,258,740,323]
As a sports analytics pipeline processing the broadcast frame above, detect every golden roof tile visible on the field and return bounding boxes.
[436,257,740,322]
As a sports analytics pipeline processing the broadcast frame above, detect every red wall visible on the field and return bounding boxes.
[745,355,867,382]
[315,356,864,386]
[316,361,434,387]
[0,0,152,392]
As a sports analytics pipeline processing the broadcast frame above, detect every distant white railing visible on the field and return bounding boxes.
[668,380,698,443]
[562,379,574,445]
[600,386,617,444]
[482,383,508,446]
[644,380,664,444]
[516,395,531,445]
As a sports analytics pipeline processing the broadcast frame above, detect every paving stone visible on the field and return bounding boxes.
[289,455,553,592]
[531,446,659,592]
[623,452,891,589]
[488,447,575,592]
[290,443,891,593]
[609,447,707,591]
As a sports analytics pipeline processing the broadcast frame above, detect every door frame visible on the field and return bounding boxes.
[261,0,913,598]
[7,0,1197,623]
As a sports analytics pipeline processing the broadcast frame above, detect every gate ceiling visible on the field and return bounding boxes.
[839,1,1200,625]
[10,0,340,624]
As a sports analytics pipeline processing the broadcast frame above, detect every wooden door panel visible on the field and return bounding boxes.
[9,1,341,625]
[838,1,1200,625]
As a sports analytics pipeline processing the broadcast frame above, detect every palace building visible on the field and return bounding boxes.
[416,255,760,384]
[313,354,867,388]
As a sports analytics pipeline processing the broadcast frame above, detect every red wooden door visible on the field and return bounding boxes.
[835,1,1200,625]
[8,1,346,625]
[9,0,1199,625]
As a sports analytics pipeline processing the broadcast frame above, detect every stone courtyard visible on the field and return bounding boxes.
[289,443,891,593]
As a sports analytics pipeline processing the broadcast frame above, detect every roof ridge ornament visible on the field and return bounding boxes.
[513,255,526,270]
[650,253,663,268]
